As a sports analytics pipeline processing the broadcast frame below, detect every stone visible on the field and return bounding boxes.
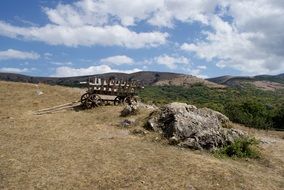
[120,104,139,117]
[145,102,245,150]
[120,119,136,127]
[137,102,158,110]
[131,129,148,136]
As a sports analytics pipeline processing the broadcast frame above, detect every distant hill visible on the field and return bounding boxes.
[207,73,284,90]
[1,71,283,90]
[0,71,188,87]
[208,73,284,85]
[0,71,214,86]
[153,75,225,88]
[254,73,284,84]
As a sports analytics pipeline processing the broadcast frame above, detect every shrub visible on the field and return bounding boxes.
[215,137,260,158]
[224,100,273,129]
[139,85,284,130]
[272,104,284,130]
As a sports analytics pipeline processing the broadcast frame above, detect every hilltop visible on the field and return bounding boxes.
[208,73,284,91]
[0,71,184,86]
[0,71,223,89]
[1,71,283,91]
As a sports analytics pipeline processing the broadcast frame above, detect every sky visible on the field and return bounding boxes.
[0,0,284,78]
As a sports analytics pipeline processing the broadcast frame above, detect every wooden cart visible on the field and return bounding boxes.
[80,77,142,109]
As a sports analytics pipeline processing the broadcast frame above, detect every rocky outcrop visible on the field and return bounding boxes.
[137,102,158,110]
[145,102,245,150]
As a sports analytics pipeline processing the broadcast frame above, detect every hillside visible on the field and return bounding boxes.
[153,75,225,89]
[0,81,283,189]
[0,71,184,86]
[1,72,283,91]
[207,73,284,91]
[0,71,225,88]
[139,83,284,130]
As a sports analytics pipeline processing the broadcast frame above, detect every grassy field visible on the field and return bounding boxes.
[0,81,284,189]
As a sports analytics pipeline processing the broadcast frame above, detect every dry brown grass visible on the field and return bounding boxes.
[0,81,284,190]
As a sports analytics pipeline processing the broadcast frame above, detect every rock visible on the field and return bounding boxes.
[137,102,158,110]
[145,102,245,150]
[120,119,136,127]
[36,90,43,96]
[131,129,148,136]
[120,104,139,117]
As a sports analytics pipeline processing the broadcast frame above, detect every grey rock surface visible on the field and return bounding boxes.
[146,102,245,150]
[121,104,139,117]
[120,119,136,127]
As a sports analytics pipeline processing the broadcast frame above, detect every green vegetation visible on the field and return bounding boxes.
[138,84,284,130]
[254,74,284,84]
[214,137,260,158]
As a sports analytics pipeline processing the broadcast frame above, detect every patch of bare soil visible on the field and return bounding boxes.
[0,81,283,190]
[154,76,226,89]
[252,81,284,91]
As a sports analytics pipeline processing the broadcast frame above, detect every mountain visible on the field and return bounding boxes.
[254,73,284,84]
[0,71,227,88]
[208,73,284,85]
[1,71,283,90]
[0,71,183,86]
[207,73,284,90]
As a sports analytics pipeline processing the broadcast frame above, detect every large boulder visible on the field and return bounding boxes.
[145,102,245,150]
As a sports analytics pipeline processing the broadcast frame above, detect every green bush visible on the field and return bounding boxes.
[224,100,273,129]
[215,137,260,158]
[272,104,284,130]
[138,85,284,130]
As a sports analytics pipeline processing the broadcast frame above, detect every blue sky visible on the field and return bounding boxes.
[0,0,283,78]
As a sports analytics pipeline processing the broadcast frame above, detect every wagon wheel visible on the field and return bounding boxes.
[80,93,90,105]
[95,95,104,106]
[85,94,95,109]
[132,96,138,104]
[114,96,124,106]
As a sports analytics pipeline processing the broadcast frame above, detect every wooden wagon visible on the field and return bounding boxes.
[80,77,142,109]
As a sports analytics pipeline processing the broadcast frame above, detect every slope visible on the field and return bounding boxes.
[0,81,283,189]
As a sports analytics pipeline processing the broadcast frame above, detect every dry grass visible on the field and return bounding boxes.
[0,81,283,190]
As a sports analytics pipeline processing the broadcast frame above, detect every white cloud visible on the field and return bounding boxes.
[45,0,219,28]
[53,65,141,77]
[154,54,190,69]
[181,9,284,75]
[197,65,207,70]
[42,0,219,28]
[0,21,168,48]
[182,63,207,78]
[44,52,52,60]
[148,0,219,27]
[0,0,219,48]
[51,61,73,66]
[0,67,29,73]
[100,55,134,65]
[0,49,40,60]
[0,0,284,75]
[189,68,208,79]
[44,0,164,27]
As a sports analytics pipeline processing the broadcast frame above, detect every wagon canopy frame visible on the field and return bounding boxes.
[80,77,142,108]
